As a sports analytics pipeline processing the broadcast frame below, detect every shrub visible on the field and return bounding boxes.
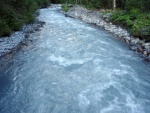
[61,4,70,12]
[62,4,74,12]
[0,19,12,36]
[0,0,50,37]
[36,0,50,8]
[111,10,150,40]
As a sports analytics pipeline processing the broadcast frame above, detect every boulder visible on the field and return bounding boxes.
[130,45,138,51]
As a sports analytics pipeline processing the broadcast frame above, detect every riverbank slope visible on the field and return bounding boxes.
[65,5,150,61]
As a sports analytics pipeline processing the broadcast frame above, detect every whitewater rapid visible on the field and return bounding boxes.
[0,5,150,113]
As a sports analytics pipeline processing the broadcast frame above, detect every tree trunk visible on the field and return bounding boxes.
[113,0,116,11]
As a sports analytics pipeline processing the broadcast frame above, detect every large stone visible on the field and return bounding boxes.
[102,13,111,22]
[145,55,150,62]
[130,45,138,51]
[144,43,150,46]
[124,36,130,41]
[130,38,140,45]
[144,43,150,50]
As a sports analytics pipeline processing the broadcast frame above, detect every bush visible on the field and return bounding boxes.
[111,10,150,41]
[0,19,12,36]
[61,4,70,12]
[125,0,150,12]
[36,0,50,8]
[0,0,50,37]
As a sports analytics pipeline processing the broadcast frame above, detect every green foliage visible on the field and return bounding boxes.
[132,15,150,37]
[125,0,150,12]
[102,10,112,15]
[111,10,150,40]
[0,19,12,36]
[111,12,133,27]
[1,0,150,40]
[58,0,75,4]
[100,0,112,9]
[36,0,50,8]
[85,0,101,9]
[61,4,70,12]
[0,0,50,37]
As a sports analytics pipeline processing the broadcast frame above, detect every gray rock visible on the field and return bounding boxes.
[64,5,150,62]
[144,43,150,46]
[102,13,111,22]
[145,55,150,62]
[130,45,138,51]
[0,20,45,58]
[130,38,140,45]
[124,36,131,41]
[143,51,148,56]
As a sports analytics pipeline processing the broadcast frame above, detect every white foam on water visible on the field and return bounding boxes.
[112,69,128,75]
[0,5,150,113]
[48,54,92,67]
[100,104,121,113]
[78,94,90,108]
[125,92,144,113]
[78,81,117,103]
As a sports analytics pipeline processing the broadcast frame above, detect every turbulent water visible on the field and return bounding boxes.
[0,5,150,113]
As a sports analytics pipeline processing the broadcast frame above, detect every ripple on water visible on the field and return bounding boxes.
[47,54,93,67]
[0,5,150,113]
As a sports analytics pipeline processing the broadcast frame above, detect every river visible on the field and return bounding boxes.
[0,5,150,113]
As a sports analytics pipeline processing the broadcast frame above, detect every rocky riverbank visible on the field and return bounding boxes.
[0,20,45,59]
[65,5,150,61]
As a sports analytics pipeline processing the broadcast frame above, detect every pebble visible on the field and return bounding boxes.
[0,20,45,58]
[65,5,150,61]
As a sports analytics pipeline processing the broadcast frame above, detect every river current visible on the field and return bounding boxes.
[0,5,150,113]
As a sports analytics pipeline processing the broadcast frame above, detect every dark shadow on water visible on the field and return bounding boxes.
[0,73,12,99]
[0,61,14,99]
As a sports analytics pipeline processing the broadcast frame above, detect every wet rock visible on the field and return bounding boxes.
[136,45,144,53]
[125,39,130,44]
[124,36,130,41]
[146,48,150,55]
[145,43,150,46]
[145,55,150,62]
[143,50,149,56]
[66,6,134,47]
[130,45,138,51]
[129,44,145,53]
[144,43,150,49]
[65,5,150,62]
[0,20,45,58]
[25,34,30,38]
[130,38,140,45]
[102,13,111,22]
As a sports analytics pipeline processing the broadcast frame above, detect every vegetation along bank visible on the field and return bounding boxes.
[0,0,50,37]
[61,0,150,61]
[0,0,50,59]
[0,0,150,61]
